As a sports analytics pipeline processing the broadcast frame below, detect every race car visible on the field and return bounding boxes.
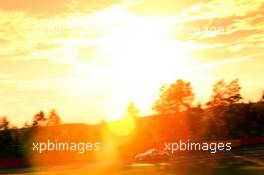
[135,148,170,161]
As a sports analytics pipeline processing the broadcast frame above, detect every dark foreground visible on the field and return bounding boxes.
[1,145,264,175]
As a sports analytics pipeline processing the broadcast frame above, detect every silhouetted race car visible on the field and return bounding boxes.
[135,148,170,161]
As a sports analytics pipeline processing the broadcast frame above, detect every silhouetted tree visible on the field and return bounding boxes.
[207,79,242,107]
[203,79,245,139]
[0,116,9,130]
[47,109,61,126]
[153,79,194,114]
[32,111,46,127]
[259,90,264,102]
[126,102,139,118]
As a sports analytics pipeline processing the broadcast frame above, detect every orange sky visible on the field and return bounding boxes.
[0,0,264,126]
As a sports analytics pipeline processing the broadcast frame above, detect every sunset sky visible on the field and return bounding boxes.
[0,0,264,126]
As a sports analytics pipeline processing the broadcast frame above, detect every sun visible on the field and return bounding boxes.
[96,19,193,80]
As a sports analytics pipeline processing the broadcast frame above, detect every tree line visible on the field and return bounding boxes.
[0,78,263,160]
[151,79,264,140]
[0,109,61,130]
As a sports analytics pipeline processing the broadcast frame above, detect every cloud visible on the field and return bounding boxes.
[0,0,123,15]
[178,0,264,21]
[0,0,144,64]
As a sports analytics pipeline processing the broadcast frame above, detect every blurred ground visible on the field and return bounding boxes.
[1,145,263,175]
